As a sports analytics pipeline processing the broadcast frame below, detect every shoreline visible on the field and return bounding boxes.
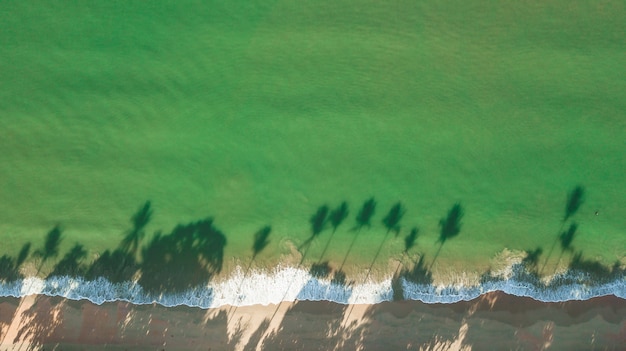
[1,291,624,350]
[1,262,624,309]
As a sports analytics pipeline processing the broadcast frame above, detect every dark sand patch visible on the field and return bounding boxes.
[0,292,624,350]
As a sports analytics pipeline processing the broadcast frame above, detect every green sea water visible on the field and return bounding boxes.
[1,1,624,277]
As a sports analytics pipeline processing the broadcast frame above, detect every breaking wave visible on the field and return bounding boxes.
[0,264,623,308]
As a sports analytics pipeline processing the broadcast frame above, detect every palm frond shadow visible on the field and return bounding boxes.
[353,198,376,231]
[138,218,227,295]
[542,186,585,274]
[564,186,585,222]
[382,202,405,236]
[33,226,63,273]
[119,200,153,259]
[0,243,31,282]
[48,243,87,278]
[431,203,463,270]
[392,255,433,301]
[253,225,272,259]
[298,205,330,251]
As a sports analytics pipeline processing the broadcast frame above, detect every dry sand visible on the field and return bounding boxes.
[0,292,624,351]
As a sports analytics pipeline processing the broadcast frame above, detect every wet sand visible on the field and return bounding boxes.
[0,292,624,350]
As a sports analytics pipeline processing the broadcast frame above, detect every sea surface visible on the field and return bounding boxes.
[0,1,624,303]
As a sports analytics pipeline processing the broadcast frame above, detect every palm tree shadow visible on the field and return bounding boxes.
[553,223,578,274]
[138,217,227,295]
[382,202,405,236]
[363,214,392,283]
[331,269,349,286]
[119,201,153,259]
[253,226,272,259]
[430,203,463,270]
[391,227,420,300]
[16,243,31,267]
[336,198,377,273]
[228,225,272,323]
[404,227,419,253]
[262,204,345,334]
[309,261,332,279]
[353,198,376,231]
[241,319,272,351]
[85,201,154,283]
[408,256,433,284]
[564,186,585,222]
[394,255,433,300]
[258,298,358,351]
[86,249,137,283]
[0,243,31,282]
[246,226,272,281]
[542,186,585,274]
[522,247,543,274]
[33,226,63,274]
[559,223,577,252]
[317,202,349,263]
[569,251,625,283]
[330,202,349,233]
[298,205,330,253]
[48,243,87,277]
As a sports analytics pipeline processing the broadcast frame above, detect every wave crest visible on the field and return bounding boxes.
[0,264,623,308]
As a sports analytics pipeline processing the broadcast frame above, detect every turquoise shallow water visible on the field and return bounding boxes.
[0,1,624,286]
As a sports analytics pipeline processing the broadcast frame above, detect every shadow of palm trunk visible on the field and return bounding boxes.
[34,226,63,276]
[391,252,412,301]
[343,230,391,322]
[551,223,577,276]
[298,242,314,266]
[362,231,390,284]
[227,256,257,324]
[540,222,566,274]
[337,228,361,273]
[228,226,271,323]
[392,251,411,279]
[265,236,318,329]
[391,251,408,290]
[541,186,584,274]
[431,203,463,272]
[429,242,444,272]
[317,228,337,263]
[392,227,419,300]
[553,250,566,276]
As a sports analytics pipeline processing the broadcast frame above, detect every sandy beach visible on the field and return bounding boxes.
[0,292,624,350]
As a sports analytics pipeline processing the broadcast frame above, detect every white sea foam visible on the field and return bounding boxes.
[0,264,623,308]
